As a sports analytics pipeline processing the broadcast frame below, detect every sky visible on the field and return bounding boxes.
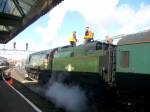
[0,0,150,59]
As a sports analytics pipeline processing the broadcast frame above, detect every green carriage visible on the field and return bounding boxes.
[116,30,150,94]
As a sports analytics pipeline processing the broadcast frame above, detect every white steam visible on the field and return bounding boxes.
[28,72,88,112]
[45,82,87,112]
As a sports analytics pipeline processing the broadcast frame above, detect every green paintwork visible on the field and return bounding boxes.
[26,50,51,70]
[52,55,102,73]
[54,51,73,58]
[53,44,107,73]
[116,42,150,74]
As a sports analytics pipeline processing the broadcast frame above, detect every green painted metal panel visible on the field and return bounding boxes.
[27,49,51,70]
[54,51,73,58]
[27,62,48,70]
[116,43,150,74]
[52,55,102,73]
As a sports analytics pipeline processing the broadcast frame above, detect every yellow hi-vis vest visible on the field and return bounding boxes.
[69,33,76,42]
[84,31,93,39]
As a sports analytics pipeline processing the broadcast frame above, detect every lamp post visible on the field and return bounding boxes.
[26,43,28,51]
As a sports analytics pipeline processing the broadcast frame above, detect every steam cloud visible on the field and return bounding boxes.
[45,82,87,112]
[28,72,88,112]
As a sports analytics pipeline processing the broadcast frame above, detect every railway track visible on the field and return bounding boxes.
[4,68,150,112]
[3,69,64,112]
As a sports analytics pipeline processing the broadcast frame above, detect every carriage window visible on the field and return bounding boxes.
[120,51,129,68]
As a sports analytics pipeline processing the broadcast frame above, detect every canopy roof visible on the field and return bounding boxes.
[0,0,63,44]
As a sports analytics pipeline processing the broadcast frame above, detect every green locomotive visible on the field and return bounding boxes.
[25,30,150,107]
[26,42,114,85]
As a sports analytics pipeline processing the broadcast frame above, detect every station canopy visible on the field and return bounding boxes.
[0,0,63,44]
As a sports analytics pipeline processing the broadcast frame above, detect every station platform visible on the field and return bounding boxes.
[0,78,41,112]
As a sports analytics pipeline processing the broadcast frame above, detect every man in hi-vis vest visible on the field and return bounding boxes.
[84,26,94,44]
[69,31,77,47]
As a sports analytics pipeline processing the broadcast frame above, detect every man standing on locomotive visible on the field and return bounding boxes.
[84,26,94,44]
[69,31,78,47]
[106,35,113,44]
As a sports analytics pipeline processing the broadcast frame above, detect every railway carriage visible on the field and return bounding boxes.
[116,30,150,95]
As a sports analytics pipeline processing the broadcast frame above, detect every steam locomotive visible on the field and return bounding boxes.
[25,30,150,109]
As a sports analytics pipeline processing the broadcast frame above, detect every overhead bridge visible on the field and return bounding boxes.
[0,0,64,44]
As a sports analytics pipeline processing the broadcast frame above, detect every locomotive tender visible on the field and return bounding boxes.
[25,30,150,103]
